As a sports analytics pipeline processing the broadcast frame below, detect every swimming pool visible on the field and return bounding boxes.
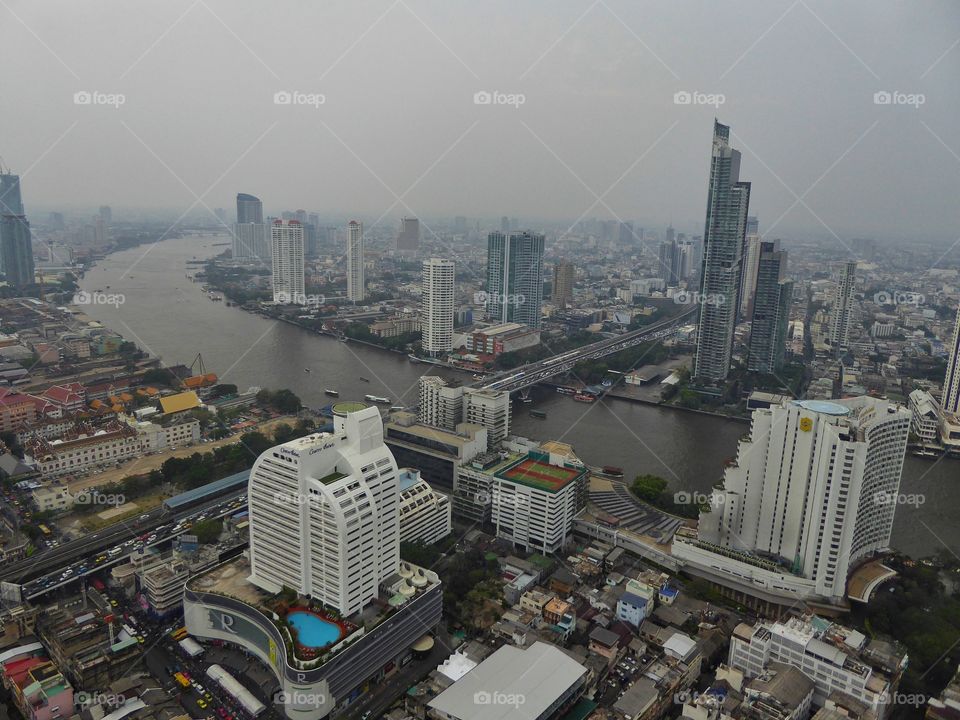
[287,611,343,649]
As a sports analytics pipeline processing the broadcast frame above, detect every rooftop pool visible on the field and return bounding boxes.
[286,610,344,649]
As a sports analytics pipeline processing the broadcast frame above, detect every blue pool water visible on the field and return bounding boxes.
[287,611,342,648]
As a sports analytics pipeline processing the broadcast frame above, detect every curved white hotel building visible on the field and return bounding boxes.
[674,397,910,606]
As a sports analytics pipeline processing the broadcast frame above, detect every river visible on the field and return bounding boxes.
[77,233,959,560]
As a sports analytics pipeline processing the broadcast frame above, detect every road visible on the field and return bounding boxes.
[479,306,698,393]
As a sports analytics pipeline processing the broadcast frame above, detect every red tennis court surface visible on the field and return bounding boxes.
[499,457,582,491]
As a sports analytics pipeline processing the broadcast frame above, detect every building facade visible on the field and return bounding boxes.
[346,220,365,302]
[686,397,910,603]
[942,305,960,415]
[421,258,455,354]
[236,193,263,224]
[398,468,452,545]
[694,121,751,382]
[485,230,544,329]
[553,260,574,307]
[747,242,792,373]
[247,404,399,615]
[828,261,857,357]
[270,220,305,304]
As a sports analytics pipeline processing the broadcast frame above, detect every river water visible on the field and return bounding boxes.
[77,234,959,560]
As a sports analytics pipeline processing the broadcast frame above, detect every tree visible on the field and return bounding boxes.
[631,474,667,502]
[192,519,223,544]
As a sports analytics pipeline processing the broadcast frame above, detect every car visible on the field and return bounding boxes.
[197,699,207,709]
[110,599,118,607]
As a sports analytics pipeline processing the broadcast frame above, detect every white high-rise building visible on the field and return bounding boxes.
[418,376,464,430]
[421,258,455,354]
[942,305,960,415]
[346,220,365,302]
[247,404,400,615]
[270,220,305,304]
[828,260,857,357]
[398,468,451,545]
[690,397,909,602]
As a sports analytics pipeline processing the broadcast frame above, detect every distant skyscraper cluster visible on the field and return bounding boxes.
[694,121,752,382]
[485,230,544,329]
[0,172,35,289]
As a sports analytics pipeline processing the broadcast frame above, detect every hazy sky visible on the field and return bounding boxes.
[3,0,959,242]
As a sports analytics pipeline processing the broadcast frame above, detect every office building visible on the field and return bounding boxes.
[658,238,678,285]
[421,258,455,354]
[553,260,574,307]
[98,205,112,226]
[747,242,792,373]
[347,220,365,302]
[398,468,452,545]
[694,121,752,381]
[746,215,759,235]
[828,261,857,357]
[385,411,487,492]
[0,172,34,288]
[618,221,635,245]
[232,222,270,263]
[729,615,906,719]
[417,377,509,449]
[236,192,263,224]
[464,388,510,447]
[942,305,960,415]
[464,322,540,357]
[675,397,910,605]
[491,448,588,554]
[740,232,763,319]
[270,220,305,304]
[485,230,544,329]
[247,404,399,615]
[428,642,587,720]
[908,389,941,445]
[397,216,420,252]
[418,376,465,430]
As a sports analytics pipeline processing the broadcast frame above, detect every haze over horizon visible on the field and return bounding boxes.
[3,0,959,243]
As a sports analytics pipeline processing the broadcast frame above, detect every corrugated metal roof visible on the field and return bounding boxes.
[159,391,201,414]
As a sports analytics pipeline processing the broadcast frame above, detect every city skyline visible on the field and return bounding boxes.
[3,2,959,243]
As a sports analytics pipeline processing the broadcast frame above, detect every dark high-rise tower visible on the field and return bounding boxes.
[694,121,752,381]
[747,241,791,373]
[236,193,263,224]
[0,172,34,289]
[485,231,544,329]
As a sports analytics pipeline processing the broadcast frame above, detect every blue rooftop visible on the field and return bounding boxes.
[164,470,249,510]
[792,400,850,416]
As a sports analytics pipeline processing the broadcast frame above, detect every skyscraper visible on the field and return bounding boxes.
[98,205,112,226]
[0,172,34,289]
[346,220,365,302]
[236,193,263,224]
[746,215,759,235]
[828,260,857,357]
[553,260,574,308]
[270,220,305,304]
[232,223,270,263]
[421,258,455,354]
[747,242,792,373]
[247,405,399,615]
[693,121,752,382]
[485,230,545,329]
[739,232,763,319]
[657,239,678,285]
[618,222,635,245]
[942,306,960,415]
[397,217,420,252]
[695,397,909,601]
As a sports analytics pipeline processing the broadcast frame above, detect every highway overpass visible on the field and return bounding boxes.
[479,305,697,393]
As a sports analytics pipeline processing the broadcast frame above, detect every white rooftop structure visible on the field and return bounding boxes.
[428,641,587,720]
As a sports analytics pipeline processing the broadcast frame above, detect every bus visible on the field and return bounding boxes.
[38,524,52,537]
[171,627,188,641]
[174,672,191,688]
